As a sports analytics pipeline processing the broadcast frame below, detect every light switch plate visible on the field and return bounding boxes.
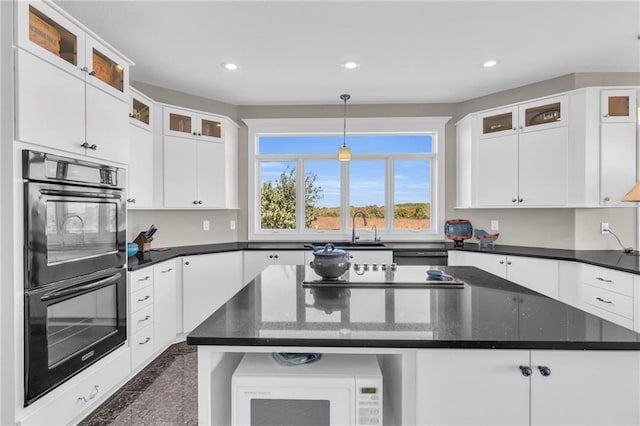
[203,220,210,231]
[491,220,499,231]
[230,220,236,230]
[600,222,609,234]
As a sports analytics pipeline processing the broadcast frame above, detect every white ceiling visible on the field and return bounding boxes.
[54,0,640,106]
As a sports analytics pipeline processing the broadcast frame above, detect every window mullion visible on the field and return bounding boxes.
[386,158,394,231]
[298,158,305,232]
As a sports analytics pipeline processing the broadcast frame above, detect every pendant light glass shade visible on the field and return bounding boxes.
[338,93,351,162]
[622,181,640,202]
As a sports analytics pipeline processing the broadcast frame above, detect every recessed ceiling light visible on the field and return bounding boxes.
[222,62,238,71]
[341,61,361,70]
[482,60,499,68]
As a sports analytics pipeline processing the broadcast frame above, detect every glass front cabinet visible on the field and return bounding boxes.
[518,95,568,133]
[164,107,223,141]
[601,89,637,123]
[478,106,518,139]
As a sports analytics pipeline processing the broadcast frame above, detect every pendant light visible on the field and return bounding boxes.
[338,93,351,162]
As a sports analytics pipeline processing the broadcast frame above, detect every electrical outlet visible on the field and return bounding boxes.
[203,220,210,231]
[600,222,609,234]
[230,220,236,230]
[491,220,499,231]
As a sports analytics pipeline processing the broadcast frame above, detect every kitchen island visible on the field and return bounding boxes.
[187,265,640,425]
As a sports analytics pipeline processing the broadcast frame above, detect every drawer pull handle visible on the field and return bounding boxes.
[596,277,613,283]
[537,366,551,377]
[138,315,150,322]
[137,295,150,302]
[596,297,613,304]
[161,268,173,273]
[139,337,151,345]
[138,276,151,282]
[77,385,100,403]
[519,366,532,377]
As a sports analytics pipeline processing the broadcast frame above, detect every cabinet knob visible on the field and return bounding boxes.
[603,114,610,118]
[499,260,505,264]
[507,260,512,265]
[519,366,533,377]
[512,127,516,131]
[137,295,150,302]
[603,196,610,202]
[80,66,89,73]
[88,71,96,76]
[274,254,279,259]
[193,200,198,205]
[81,142,90,149]
[519,126,523,130]
[129,113,134,118]
[185,261,190,265]
[198,133,202,136]
[139,337,151,345]
[127,198,136,203]
[89,144,97,150]
[193,132,197,135]
[162,268,173,273]
[198,200,203,204]
[512,198,517,203]
[518,198,523,203]
[537,366,551,377]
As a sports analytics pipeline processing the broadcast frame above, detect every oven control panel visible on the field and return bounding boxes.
[356,378,382,425]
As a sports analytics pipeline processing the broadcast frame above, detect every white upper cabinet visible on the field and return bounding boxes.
[162,106,237,209]
[164,106,223,142]
[458,87,638,208]
[15,1,133,164]
[601,89,637,123]
[475,95,568,207]
[127,88,155,208]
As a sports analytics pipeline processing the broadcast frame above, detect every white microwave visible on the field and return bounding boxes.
[232,353,383,426]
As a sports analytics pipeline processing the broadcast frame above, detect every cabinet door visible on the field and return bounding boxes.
[530,351,640,426]
[197,114,223,141]
[601,89,637,123]
[16,49,85,154]
[127,123,154,208]
[478,106,518,139]
[130,91,152,130]
[182,253,242,333]
[272,250,305,266]
[16,1,86,78]
[416,349,529,426]
[153,260,177,349]
[196,141,226,208]
[165,107,195,138]
[506,256,559,299]
[85,35,128,102]
[600,123,637,205]
[243,251,274,285]
[476,133,519,206]
[463,252,508,278]
[518,95,567,133]
[518,126,568,206]
[85,84,129,164]
[164,136,198,207]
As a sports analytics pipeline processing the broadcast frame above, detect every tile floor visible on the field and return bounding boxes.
[79,341,197,426]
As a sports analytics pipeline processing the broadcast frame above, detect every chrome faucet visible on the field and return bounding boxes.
[351,210,368,243]
[372,225,381,242]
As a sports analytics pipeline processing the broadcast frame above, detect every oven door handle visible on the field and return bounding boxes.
[41,273,122,302]
[39,188,121,199]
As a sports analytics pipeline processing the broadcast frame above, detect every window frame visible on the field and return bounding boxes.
[245,117,450,241]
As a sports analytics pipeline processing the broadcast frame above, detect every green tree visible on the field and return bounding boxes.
[261,166,323,229]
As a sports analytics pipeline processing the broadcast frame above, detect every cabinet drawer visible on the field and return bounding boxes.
[581,284,633,320]
[131,325,155,369]
[131,286,153,312]
[20,347,130,426]
[579,264,633,296]
[129,267,154,293]
[130,303,153,335]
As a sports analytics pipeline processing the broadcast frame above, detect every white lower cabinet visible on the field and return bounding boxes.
[243,250,305,285]
[448,251,559,299]
[182,251,244,333]
[128,259,177,370]
[154,259,178,349]
[416,349,640,426]
[20,347,131,426]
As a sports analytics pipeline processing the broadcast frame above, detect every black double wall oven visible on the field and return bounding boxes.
[23,150,127,406]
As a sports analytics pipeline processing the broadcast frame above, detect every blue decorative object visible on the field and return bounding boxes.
[474,229,500,248]
[127,242,139,257]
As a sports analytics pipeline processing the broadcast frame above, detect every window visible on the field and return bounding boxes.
[246,117,449,241]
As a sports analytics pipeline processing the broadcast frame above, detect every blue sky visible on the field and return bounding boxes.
[260,135,432,207]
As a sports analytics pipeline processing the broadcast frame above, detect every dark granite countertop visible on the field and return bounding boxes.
[127,240,640,275]
[187,265,640,350]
